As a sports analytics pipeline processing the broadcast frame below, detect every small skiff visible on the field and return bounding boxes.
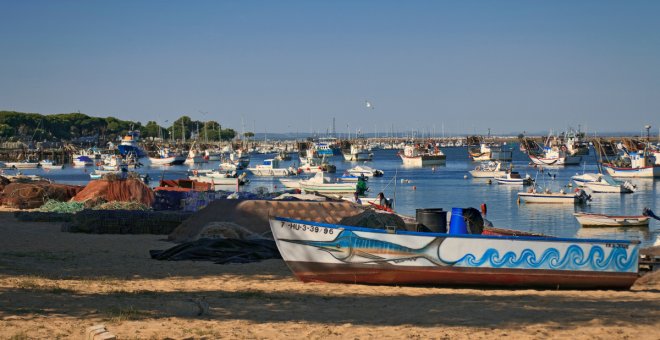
[299,172,356,194]
[583,175,635,193]
[574,213,650,228]
[495,171,533,185]
[518,189,591,204]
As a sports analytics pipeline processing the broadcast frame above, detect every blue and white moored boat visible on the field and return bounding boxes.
[495,171,533,185]
[602,150,660,178]
[269,216,640,289]
[117,131,147,158]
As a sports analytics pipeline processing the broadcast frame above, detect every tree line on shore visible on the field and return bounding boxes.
[0,111,237,142]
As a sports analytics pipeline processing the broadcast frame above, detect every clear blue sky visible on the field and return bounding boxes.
[1,1,659,135]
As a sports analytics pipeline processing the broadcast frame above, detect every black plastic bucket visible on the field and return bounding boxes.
[416,208,447,233]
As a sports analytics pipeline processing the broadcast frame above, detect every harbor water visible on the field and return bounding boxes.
[7,144,659,247]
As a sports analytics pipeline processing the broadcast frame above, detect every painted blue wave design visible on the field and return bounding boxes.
[455,245,637,272]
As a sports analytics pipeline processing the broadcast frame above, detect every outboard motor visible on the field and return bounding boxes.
[623,181,636,192]
[576,188,592,203]
[643,208,660,221]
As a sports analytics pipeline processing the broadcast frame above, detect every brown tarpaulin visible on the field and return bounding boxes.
[72,178,155,206]
[0,176,10,192]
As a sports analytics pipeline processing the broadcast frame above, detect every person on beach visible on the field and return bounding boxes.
[352,191,362,204]
[356,176,368,196]
[377,192,392,209]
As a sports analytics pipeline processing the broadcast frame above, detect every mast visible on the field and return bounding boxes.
[182,118,186,143]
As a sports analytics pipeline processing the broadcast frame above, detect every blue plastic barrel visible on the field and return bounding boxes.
[449,208,467,234]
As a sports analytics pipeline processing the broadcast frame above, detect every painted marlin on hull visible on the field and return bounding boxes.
[279,230,455,266]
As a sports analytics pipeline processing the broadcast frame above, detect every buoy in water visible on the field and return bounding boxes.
[464,175,468,179]
[412,186,416,190]
[432,167,436,172]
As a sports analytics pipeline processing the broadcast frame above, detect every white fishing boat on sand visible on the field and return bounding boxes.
[269,216,640,289]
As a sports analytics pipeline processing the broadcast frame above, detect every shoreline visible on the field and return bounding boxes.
[0,212,659,339]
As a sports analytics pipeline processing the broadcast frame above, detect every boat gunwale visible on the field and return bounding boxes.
[273,216,640,245]
[573,212,649,220]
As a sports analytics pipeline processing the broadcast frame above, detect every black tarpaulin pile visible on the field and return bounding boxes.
[150,238,281,264]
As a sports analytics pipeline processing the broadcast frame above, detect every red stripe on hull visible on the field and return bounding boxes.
[285,261,637,290]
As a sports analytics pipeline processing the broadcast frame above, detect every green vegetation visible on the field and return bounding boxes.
[0,110,237,142]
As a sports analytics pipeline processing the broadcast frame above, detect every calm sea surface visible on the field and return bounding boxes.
[8,144,659,247]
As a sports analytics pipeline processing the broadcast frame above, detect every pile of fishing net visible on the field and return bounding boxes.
[38,200,86,213]
[72,178,154,207]
[91,201,151,211]
[0,181,84,209]
[339,209,407,230]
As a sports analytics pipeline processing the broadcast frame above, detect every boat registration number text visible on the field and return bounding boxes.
[281,222,334,234]
[605,243,629,249]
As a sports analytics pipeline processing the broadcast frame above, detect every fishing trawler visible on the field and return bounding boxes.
[399,144,446,166]
[117,131,147,158]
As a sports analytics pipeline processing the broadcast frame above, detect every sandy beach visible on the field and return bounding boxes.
[0,211,658,339]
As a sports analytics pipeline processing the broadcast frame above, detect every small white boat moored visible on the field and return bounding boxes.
[469,161,508,178]
[247,159,296,177]
[518,188,591,204]
[399,145,446,167]
[5,161,40,169]
[584,174,635,193]
[571,173,600,186]
[39,159,64,170]
[574,212,650,228]
[346,165,384,177]
[299,172,359,194]
[495,171,533,185]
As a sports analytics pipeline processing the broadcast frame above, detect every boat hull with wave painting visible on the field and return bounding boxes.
[270,217,639,289]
